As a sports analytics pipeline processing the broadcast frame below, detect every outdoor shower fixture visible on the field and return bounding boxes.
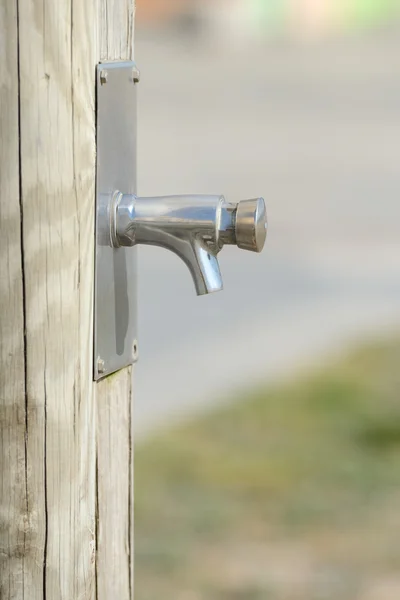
[110,193,267,296]
[94,62,268,380]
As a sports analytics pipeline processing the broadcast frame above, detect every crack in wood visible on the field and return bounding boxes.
[95,449,99,600]
[128,392,133,599]
[15,0,30,597]
[42,367,48,600]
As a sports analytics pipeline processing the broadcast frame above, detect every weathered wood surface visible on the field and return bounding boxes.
[0,1,27,597]
[0,1,135,598]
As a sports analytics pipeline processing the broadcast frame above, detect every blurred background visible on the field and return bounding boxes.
[134,1,400,598]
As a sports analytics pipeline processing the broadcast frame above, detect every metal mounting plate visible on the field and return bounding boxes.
[94,61,139,381]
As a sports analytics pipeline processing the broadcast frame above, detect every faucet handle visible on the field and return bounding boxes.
[235,198,267,253]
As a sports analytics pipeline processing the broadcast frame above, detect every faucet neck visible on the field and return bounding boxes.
[113,194,226,252]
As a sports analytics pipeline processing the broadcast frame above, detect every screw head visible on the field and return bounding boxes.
[132,340,138,361]
[97,357,105,374]
[132,67,140,83]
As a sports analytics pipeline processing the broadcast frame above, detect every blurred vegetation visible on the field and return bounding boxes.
[343,0,400,27]
[137,0,400,32]
[136,337,400,600]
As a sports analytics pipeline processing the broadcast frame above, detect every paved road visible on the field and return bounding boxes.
[134,30,400,436]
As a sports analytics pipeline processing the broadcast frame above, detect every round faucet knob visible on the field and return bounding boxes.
[235,198,267,253]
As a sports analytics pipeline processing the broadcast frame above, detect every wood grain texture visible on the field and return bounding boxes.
[99,0,135,61]
[96,370,133,599]
[0,0,135,598]
[0,1,27,597]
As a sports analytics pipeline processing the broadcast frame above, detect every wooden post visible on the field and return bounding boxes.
[0,1,135,598]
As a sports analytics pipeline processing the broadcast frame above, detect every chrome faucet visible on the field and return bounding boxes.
[109,193,267,296]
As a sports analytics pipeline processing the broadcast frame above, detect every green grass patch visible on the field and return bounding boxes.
[136,337,400,600]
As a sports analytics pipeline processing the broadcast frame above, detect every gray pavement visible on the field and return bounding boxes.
[134,29,400,437]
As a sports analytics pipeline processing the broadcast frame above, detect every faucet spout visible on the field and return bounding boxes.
[189,242,222,295]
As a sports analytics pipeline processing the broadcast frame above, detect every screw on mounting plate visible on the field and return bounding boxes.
[97,357,105,374]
